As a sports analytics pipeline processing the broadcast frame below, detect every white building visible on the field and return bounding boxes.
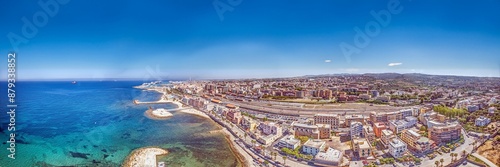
[350,121,363,139]
[302,139,326,156]
[475,116,491,127]
[389,120,408,134]
[489,107,496,114]
[405,116,417,127]
[260,122,282,136]
[388,138,407,158]
[315,147,343,166]
[278,135,300,150]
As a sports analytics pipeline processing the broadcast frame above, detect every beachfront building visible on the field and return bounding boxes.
[314,114,340,129]
[292,123,320,139]
[428,122,461,145]
[302,139,326,156]
[388,138,407,158]
[226,110,242,124]
[352,138,372,158]
[260,122,282,136]
[315,147,343,166]
[350,122,363,139]
[278,135,301,150]
[258,134,278,145]
[475,116,491,127]
[241,117,258,132]
[381,129,395,148]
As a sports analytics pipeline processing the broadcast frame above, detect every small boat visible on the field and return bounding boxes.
[72,81,77,84]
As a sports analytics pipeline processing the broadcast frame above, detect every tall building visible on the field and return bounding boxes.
[345,114,365,127]
[381,129,395,148]
[373,122,386,138]
[350,122,363,139]
[314,114,340,129]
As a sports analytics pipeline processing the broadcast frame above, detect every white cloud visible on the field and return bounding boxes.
[324,60,331,63]
[388,62,402,66]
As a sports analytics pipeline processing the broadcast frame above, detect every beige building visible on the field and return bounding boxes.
[292,123,320,139]
[345,114,365,127]
[428,122,461,144]
[401,129,433,153]
[381,129,395,148]
[352,138,372,158]
[314,114,340,129]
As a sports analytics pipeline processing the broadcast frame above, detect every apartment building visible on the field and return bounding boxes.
[373,122,386,138]
[388,138,407,158]
[401,129,433,153]
[314,114,340,129]
[428,122,461,145]
[352,138,372,158]
[345,114,365,127]
[350,122,363,139]
[292,123,320,139]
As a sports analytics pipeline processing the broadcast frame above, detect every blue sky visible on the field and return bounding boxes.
[1,0,499,80]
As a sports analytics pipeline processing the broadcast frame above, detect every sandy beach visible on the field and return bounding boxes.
[122,147,168,167]
[178,108,210,118]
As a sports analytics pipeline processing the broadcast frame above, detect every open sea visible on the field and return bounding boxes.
[0,81,240,167]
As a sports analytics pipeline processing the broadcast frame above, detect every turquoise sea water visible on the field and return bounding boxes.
[0,81,239,167]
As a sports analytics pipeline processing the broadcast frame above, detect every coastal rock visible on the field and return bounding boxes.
[69,151,90,159]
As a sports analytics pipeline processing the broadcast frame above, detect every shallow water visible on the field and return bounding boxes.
[0,81,239,167]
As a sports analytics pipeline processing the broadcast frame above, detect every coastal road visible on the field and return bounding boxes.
[472,153,498,167]
[219,115,311,167]
[417,129,474,167]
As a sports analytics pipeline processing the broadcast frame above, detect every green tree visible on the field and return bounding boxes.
[282,156,287,165]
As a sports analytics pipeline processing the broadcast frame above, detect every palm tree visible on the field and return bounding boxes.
[272,152,277,161]
[282,156,287,165]
[450,153,454,161]
[462,150,467,157]
[440,158,444,167]
[435,161,439,167]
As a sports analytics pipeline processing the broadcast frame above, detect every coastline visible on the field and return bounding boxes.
[122,147,168,167]
[135,85,248,166]
[222,128,250,167]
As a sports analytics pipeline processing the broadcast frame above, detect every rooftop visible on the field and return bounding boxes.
[315,147,342,162]
[382,129,394,136]
[293,123,318,129]
[389,138,406,148]
[353,138,371,149]
[304,139,326,149]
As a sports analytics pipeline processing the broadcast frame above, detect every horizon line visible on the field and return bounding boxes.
[9,72,500,81]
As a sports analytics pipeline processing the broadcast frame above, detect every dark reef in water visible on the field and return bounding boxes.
[69,151,90,159]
